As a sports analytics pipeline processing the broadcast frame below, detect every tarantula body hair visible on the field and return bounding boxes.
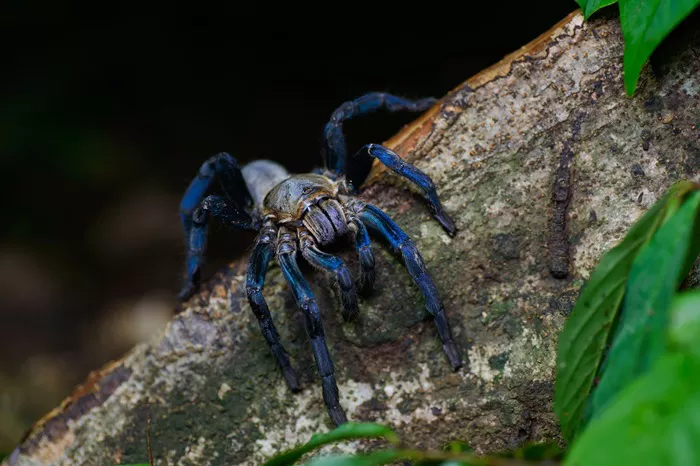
[178,92,463,426]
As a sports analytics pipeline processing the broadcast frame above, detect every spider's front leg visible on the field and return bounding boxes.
[277,227,348,425]
[246,221,300,392]
[359,203,462,370]
[348,215,375,292]
[180,195,253,300]
[298,229,358,320]
[359,143,456,236]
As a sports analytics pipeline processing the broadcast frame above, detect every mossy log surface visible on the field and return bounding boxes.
[7,10,700,466]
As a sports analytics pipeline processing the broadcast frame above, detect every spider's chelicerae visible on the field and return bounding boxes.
[179,93,462,425]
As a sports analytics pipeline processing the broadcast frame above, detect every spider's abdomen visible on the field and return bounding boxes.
[264,174,348,245]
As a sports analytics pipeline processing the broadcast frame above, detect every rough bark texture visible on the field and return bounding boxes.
[6,10,700,466]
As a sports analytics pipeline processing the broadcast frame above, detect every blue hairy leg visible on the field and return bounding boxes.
[180,152,254,242]
[180,195,253,300]
[246,226,300,392]
[359,204,462,370]
[323,93,437,175]
[277,231,347,425]
[302,244,358,320]
[360,143,456,236]
[351,217,375,291]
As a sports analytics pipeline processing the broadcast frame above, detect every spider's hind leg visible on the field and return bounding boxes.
[180,152,255,242]
[277,228,348,426]
[359,203,462,370]
[322,93,437,176]
[180,195,253,300]
[179,153,257,301]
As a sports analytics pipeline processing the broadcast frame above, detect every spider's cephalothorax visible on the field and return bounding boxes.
[179,93,462,426]
[265,173,350,245]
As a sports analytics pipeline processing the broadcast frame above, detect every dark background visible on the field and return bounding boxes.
[0,3,577,451]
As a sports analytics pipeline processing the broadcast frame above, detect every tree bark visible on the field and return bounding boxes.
[7,10,700,466]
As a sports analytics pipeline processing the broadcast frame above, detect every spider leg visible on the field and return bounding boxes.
[246,223,300,392]
[299,229,358,320]
[277,228,348,426]
[358,143,456,236]
[359,203,462,370]
[323,93,437,176]
[180,152,255,243]
[349,216,375,292]
[180,195,253,300]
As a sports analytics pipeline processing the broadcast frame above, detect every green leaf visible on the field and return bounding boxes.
[305,451,401,466]
[554,181,696,440]
[589,191,700,418]
[443,441,472,454]
[566,352,700,465]
[577,0,618,19]
[619,0,700,95]
[669,290,700,358]
[504,442,563,461]
[264,423,399,466]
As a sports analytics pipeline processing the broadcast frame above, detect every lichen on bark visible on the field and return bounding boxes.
[6,10,700,466]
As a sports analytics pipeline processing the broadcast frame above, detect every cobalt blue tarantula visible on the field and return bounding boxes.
[179,93,462,426]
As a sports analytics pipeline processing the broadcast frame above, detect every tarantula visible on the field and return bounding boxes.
[179,93,462,426]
